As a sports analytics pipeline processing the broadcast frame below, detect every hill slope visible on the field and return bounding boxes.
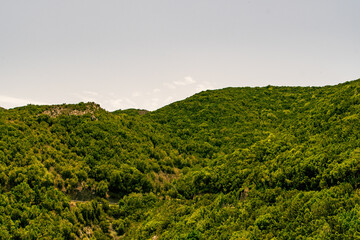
[1,79,360,239]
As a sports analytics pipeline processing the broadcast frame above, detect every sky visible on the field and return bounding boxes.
[1,0,359,111]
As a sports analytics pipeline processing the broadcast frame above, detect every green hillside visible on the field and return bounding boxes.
[1,79,360,239]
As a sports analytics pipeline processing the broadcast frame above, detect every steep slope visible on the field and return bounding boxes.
[1,79,360,239]
[146,80,360,194]
[138,79,360,239]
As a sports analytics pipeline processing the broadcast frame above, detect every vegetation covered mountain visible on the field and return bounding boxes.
[1,79,360,239]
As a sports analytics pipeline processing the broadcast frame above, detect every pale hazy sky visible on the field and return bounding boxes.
[1,0,359,111]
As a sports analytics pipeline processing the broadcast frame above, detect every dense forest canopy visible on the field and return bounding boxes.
[1,79,360,239]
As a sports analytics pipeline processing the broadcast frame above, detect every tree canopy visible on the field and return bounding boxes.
[1,79,360,239]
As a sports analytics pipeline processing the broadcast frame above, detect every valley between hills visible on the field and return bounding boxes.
[1,79,360,239]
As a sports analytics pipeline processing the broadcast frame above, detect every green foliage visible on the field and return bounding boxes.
[2,80,360,238]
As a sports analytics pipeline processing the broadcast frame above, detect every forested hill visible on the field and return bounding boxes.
[1,79,360,239]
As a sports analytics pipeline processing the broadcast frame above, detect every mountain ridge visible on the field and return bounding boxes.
[2,78,360,112]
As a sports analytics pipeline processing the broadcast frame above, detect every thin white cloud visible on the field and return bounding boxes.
[4,77,217,112]
[164,76,197,90]
[0,95,47,109]
[185,76,196,84]
[173,76,196,86]
[196,81,216,92]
